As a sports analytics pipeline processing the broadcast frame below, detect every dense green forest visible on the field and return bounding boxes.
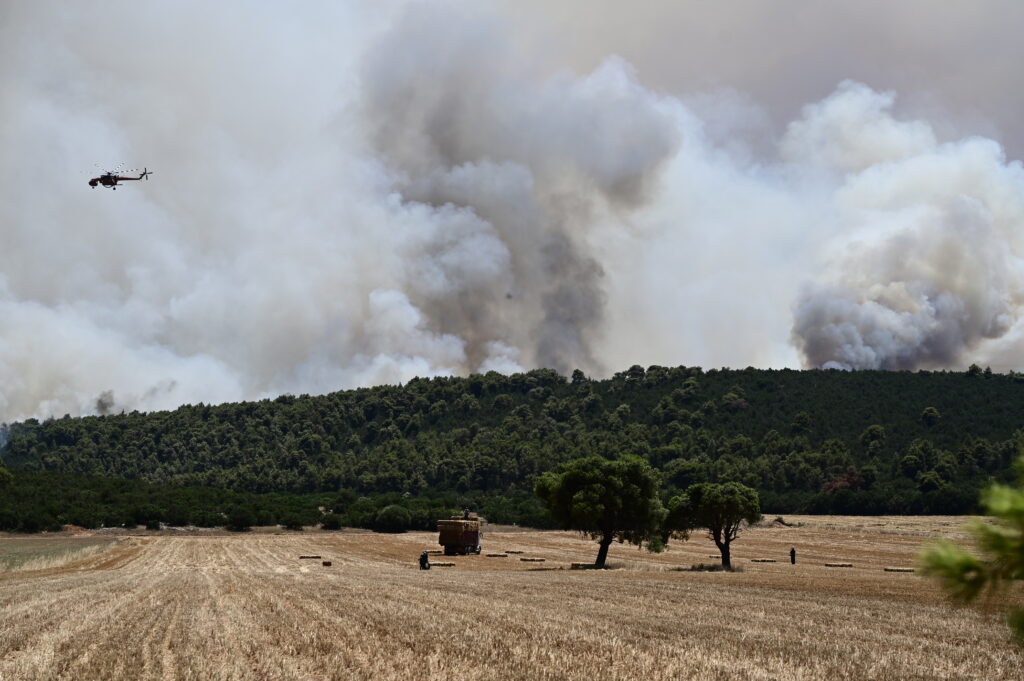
[2,364,1023,532]
[0,472,548,534]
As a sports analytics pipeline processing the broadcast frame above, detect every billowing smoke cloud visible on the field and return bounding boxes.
[2,1,1024,422]
[789,83,1024,369]
[359,6,679,375]
[0,1,679,420]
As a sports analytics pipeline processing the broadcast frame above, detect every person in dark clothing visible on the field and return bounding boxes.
[419,551,431,570]
[790,547,797,564]
[463,508,470,519]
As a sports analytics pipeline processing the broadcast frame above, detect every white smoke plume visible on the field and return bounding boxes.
[0,1,680,419]
[2,1,1024,421]
[789,83,1024,369]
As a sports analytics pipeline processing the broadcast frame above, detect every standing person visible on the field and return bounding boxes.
[419,551,431,570]
[790,547,797,565]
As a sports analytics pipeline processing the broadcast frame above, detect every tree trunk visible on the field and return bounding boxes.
[718,540,731,570]
[595,531,614,568]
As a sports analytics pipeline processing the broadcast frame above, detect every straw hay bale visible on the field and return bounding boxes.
[298,555,321,560]
[751,559,776,563]
[884,567,915,573]
[431,562,455,567]
[485,553,507,558]
[520,557,545,563]
[505,550,524,554]
[825,562,853,568]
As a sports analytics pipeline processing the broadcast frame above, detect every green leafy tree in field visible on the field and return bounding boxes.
[375,504,411,533]
[226,507,255,532]
[281,514,305,531]
[665,482,761,570]
[0,465,12,490]
[921,458,1024,644]
[321,513,343,530]
[535,455,666,568]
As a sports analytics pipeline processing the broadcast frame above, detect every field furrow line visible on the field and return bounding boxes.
[1,527,1020,680]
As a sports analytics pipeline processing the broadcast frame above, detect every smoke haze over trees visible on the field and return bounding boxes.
[3,1,1024,421]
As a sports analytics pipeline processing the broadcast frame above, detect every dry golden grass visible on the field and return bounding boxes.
[1,517,1021,680]
[0,536,115,572]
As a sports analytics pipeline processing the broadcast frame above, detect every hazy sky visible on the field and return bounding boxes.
[2,1,1024,420]
[502,1,1024,156]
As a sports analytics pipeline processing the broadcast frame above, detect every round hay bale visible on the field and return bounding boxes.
[824,562,853,568]
[884,567,915,573]
[322,561,332,567]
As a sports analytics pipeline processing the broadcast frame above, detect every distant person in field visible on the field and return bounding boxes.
[790,547,797,564]
[419,551,431,570]
[463,508,470,519]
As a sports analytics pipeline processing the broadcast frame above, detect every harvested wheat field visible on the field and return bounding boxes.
[1,517,1021,680]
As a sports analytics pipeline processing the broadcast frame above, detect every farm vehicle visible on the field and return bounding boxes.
[437,511,484,555]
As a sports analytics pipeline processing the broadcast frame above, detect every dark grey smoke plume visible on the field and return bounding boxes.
[359,6,678,375]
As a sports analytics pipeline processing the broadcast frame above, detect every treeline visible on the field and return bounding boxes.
[0,471,551,533]
[3,364,1024,529]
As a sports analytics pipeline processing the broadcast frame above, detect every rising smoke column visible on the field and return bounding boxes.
[358,5,680,375]
[4,2,1024,423]
[0,1,681,420]
[789,82,1024,369]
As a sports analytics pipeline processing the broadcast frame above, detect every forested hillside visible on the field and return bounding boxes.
[2,364,1023,530]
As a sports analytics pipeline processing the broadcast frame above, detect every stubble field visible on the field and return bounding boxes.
[1,516,1021,680]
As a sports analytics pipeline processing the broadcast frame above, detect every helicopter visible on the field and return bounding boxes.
[88,165,152,190]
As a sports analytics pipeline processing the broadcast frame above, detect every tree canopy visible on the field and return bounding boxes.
[666,482,761,569]
[375,504,412,533]
[921,457,1024,644]
[535,455,666,567]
